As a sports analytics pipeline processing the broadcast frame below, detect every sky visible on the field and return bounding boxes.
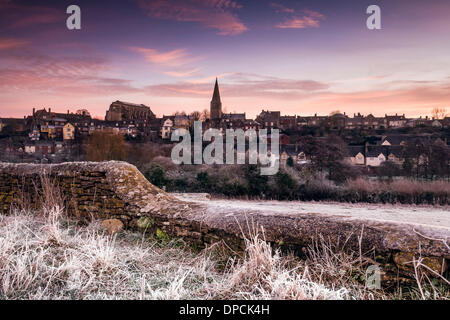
[0,0,449,119]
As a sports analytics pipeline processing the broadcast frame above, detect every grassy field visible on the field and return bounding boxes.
[1,204,448,300]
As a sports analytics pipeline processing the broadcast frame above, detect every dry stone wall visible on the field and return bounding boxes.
[0,161,449,284]
[0,162,195,230]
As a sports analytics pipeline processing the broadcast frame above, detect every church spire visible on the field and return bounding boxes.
[212,77,221,102]
[210,78,222,121]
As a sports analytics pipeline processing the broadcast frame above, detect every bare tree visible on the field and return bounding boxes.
[190,111,202,121]
[431,107,447,119]
[201,109,210,121]
[84,131,127,161]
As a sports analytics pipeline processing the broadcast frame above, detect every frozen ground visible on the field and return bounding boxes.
[172,193,450,234]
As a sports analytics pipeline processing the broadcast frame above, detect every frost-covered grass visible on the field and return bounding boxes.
[0,206,363,300]
[0,207,448,300]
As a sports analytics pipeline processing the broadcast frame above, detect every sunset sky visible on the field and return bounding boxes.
[0,0,449,119]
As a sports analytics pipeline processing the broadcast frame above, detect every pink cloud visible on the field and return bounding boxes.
[128,47,192,67]
[136,0,248,35]
[272,5,325,29]
[128,46,203,77]
[164,69,200,77]
[276,10,325,29]
[0,38,27,50]
[0,67,140,96]
[0,3,64,28]
[0,47,139,98]
[270,2,295,14]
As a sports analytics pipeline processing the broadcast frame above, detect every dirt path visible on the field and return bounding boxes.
[172,193,450,234]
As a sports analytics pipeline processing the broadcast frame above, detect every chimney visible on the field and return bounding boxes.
[67,110,70,114]
[32,108,35,116]
[49,108,51,114]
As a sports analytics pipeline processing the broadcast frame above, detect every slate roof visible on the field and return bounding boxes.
[281,144,299,157]
[222,113,245,120]
[366,145,390,157]
[347,145,365,157]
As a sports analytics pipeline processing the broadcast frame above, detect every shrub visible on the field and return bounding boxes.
[145,164,169,189]
[244,165,269,197]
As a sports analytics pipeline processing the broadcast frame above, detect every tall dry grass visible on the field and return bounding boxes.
[0,208,353,300]
[348,178,450,197]
[2,207,449,300]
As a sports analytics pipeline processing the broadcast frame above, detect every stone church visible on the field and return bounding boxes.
[105,101,155,122]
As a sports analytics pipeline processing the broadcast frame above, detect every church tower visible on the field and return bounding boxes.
[210,78,222,121]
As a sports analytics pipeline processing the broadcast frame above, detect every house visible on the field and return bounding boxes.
[363,114,386,129]
[442,117,450,128]
[35,141,56,155]
[296,151,308,165]
[386,146,404,165]
[220,113,246,129]
[406,116,432,127]
[54,141,64,153]
[432,120,443,128]
[37,117,67,140]
[385,114,407,128]
[33,108,91,126]
[63,122,75,140]
[280,145,296,166]
[305,114,327,127]
[24,143,36,154]
[347,145,366,165]
[433,137,447,146]
[381,135,408,146]
[256,110,280,129]
[365,146,389,167]
[0,118,28,133]
[40,124,57,139]
[345,113,364,129]
[279,145,309,166]
[327,112,348,129]
[279,116,297,130]
[29,126,40,141]
[161,117,174,139]
[296,117,308,128]
[243,119,261,131]
[173,115,190,130]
